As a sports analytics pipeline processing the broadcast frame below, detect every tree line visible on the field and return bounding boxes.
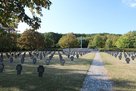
[0,28,136,52]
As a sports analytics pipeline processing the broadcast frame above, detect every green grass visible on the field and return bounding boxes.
[0,52,95,91]
[100,52,136,91]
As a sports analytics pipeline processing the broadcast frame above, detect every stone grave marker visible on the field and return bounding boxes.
[6,52,10,58]
[40,52,42,60]
[32,57,37,64]
[125,58,130,64]
[37,65,44,77]
[16,64,22,75]
[131,56,135,60]
[70,55,74,61]
[67,54,70,58]
[20,55,25,64]
[76,54,79,58]
[43,52,45,57]
[45,59,50,65]
[9,56,13,63]
[118,55,122,60]
[0,56,3,62]
[29,52,32,58]
[60,59,65,66]
[0,62,4,73]
[36,52,39,58]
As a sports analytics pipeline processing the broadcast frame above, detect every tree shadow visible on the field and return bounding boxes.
[112,78,136,91]
[0,61,92,91]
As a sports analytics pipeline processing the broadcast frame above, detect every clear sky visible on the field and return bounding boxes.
[17,0,136,34]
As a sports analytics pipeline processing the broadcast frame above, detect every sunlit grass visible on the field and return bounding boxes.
[100,52,136,91]
[0,52,95,91]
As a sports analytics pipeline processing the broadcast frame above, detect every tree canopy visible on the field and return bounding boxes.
[58,33,79,48]
[116,31,136,48]
[0,0,51,30]
[44,32,62,48]
[17,29,45,50]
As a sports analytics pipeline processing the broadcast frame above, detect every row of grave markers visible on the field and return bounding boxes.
[0,48,92,76]
[105,51,136,64]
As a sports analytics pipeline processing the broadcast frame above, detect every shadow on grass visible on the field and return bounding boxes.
[0,57,94,91]
[0,68,86,91]
[112,78,136,91]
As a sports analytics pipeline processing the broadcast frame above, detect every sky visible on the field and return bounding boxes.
[17,0,136,34]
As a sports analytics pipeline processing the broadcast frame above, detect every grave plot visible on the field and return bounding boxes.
[101,52,136,91]
[0,49,95,91]
[105,51,136,64]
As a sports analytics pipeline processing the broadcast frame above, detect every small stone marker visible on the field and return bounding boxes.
[60,59,65,66]
[32,57,37,64]
[20,55,25,64]
[131,56,135,60]
[37,65,44,77]
[125,58,130,64]
[0,62,4,73]
[0,56,3,62]
[76,54,79,58]
[45,59,50,65]
[6,53,10,58]
[16,64,22,75]
[67,54,70,58]
[40,52,42,60]
[9,56,13,63]
[118,55,122,60]
[70,55,74,61]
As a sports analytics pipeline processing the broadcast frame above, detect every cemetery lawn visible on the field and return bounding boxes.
[100,52,136,91]
[0,52,95,91]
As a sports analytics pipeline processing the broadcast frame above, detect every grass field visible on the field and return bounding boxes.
[100,52,136,91]
[0,52,95,91]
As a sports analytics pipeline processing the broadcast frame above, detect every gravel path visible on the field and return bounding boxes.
[81,52,112,91]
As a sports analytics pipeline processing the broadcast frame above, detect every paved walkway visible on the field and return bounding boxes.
[81,52,112,91]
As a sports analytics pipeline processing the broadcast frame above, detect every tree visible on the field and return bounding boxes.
[125,31,136,48]
[0,0,51,30]
[58,33,79,48]
[44,37,54,48]
[105,39,112,48]
[44,32,62,48]
[115,36,129,48]
[116,31,136,48]
[91,35,106,48]
[17,29,45,50]
[0,29,17,51]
